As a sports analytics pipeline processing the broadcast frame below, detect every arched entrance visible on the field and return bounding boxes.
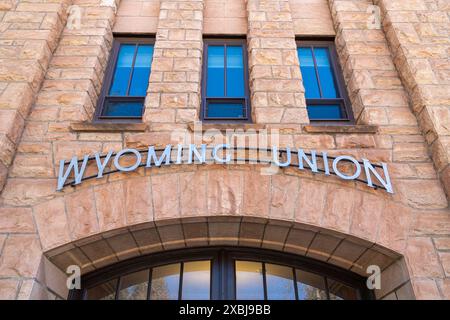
[68,246,374,300]
[44,216,412,300]
[18,165,419,300]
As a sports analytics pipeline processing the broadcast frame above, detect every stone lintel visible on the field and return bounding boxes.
[70,122,148,132]
[188,122,266,132]
[303,125,379,134]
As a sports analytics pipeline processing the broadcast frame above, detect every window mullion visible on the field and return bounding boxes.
[262,262,268,300]
[224,44,227,97]
[147,268,153,300]
[125,43,139,96]
[219,250,227,300]
[324,277,331,300]
[178,262,184,300]
[292,268,299,301]
[115,276,122,300]
[310,46,324,98]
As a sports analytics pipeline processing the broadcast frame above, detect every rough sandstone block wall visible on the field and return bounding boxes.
[10,0,120,179]
[0,0,70,193]
[247,0,309,125]
[144,0,204,130]
[328,0,448,298]
[290,0,335,36]
[113,0,160,34]
[0,0,448,300]
[204,0,247,35]
[0,0,120,299]
[375,0,450,198]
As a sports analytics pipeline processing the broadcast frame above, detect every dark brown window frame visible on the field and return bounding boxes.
[296,40,354,124]
[68,246,374,300]
[201,38,252,123]
[94,37,155,123]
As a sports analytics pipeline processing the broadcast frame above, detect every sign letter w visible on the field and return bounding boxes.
[57,155,89,191]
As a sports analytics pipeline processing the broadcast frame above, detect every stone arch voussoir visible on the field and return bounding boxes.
[28,167,416,299]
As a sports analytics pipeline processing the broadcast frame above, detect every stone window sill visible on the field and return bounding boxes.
[188,122,266,132]
[70,122,148,132]
[303,124,378,134]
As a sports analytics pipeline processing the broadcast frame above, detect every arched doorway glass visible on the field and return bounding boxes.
[69,247,373,300]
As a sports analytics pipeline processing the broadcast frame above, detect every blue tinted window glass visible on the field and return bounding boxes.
[103,101,143,117]
[307,104,343,120]
[207,46,225,97]
[314,47,338,98]
[298,47,320,99]
[207,103,244,118]
[226,46,245,97]
[109,44,136,96]
[129,45,153,96]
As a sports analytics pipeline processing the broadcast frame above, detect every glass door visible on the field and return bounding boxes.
[73,247,370,300]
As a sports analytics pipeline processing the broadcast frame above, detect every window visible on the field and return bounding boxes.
[297,41,353,122]
[202,39,250,122]
[95,37,154,121]
[69,247,372,300]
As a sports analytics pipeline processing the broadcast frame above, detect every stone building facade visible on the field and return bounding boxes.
[0,0,449,300]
